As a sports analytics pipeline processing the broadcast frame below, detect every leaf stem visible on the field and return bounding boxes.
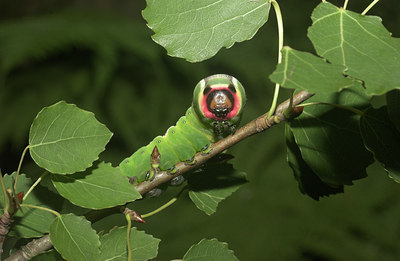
[125,214,132,261]
[142,186,186,218]
[141,197,178,218]
[343,0,349,10]
[23,172,48,202]
[299,102,364,115]
[267,0,284,119]
[20,203,61,217]
[361,0,380,15]
[0,170,8,212]
[289,89,294,108]
[15,145,30,191]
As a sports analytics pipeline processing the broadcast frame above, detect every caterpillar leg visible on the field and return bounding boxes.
[213,120,234,137]
[167,166,179,175]
[184,156,197,166]
[147,188,163,198]
[144,170,155,181]
[200,144,212,155]
[170,175,185,186]
[229,124,237,135]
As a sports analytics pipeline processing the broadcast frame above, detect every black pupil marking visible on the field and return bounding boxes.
[228,84,236,93]
[203,86,212,95]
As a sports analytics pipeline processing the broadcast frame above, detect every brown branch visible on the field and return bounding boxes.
[4,235,52,261]
[0,212,13,258]
[5,90,314,261]
[135,90,314,194]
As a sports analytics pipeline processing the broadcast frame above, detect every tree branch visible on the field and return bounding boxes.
[5,90,314,261]
[135,90,314,194]
[0,212,13,258]
[4,235,52,261]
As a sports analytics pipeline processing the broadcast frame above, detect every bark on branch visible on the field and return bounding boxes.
[135,90,314,194]
[4,235,52,261]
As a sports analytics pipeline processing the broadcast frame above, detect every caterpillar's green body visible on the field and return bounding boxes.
[119,74,246,183]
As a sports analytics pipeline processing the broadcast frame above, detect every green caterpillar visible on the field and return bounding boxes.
[119,74,246,184]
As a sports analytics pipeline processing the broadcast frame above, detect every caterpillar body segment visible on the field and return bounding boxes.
[119,74,246,184]
[120,108,215,183]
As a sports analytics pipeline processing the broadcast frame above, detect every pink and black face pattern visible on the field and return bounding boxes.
[201,82,241,121]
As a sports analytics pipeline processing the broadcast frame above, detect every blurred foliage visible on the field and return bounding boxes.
[0,0,399,260]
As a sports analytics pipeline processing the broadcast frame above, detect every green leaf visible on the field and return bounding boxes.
[360,106,400,183]
[183,238,238,261]
[290,86,373,186]
[50,214,100,261]
[188,164,247,215]
[285,124,343,200]
[142,0,271,62]
[29,101,113,174]
[52,162,141,209]
[269,46,358,93]
[386,89,400,132]
[0,172,63,238]
[99,226,160,261]
[308,2,400,95]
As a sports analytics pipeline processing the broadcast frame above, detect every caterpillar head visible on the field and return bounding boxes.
[193,74,246,136]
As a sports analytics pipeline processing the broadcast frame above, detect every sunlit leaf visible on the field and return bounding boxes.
[143,0,271,62]
[29,101,113,174]
[99,226,160,261]
[183,238,238,261]
[50,214,100,261]
[308,2,400,95]
[360,106,400,183]
[188,164,247,215]
[52,162,141,209]
[270,47,358,93]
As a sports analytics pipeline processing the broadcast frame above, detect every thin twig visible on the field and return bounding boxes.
[0,212,13,258]
[135,90,314,195]
[4,235,52,261]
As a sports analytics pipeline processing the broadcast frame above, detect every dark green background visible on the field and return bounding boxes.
[1,0,400,260]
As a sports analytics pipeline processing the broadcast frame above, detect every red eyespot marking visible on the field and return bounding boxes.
[200,86,241,120]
